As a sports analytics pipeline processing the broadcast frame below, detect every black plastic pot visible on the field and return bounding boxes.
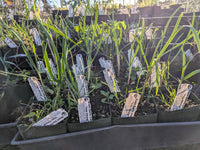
[12,121,200,150]
[0,83,33,124]
[0,122,17,146]
[112,113,157,125]
[158,105,200,123]
[97,15,110,24]
[0,83,33,146]
[137,6,153,17]
[112,14,128,22]
[18,119,67,140]
[67,117,111,133]
[52,10,69,19]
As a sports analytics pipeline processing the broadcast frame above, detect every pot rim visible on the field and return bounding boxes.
[11,121,200,145]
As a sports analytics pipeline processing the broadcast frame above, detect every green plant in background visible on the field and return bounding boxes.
[159,86,177,107]
[139,0,158,7]
[110,20,126,76]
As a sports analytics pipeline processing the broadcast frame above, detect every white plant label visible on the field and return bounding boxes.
[72,64,82,76]
[103,34,112,44]
[78,97,92,123]
[33,108,68,126]
[99,58,120,92]
[99,4,104,15]
[46,59,57,85]
[68,4,73,17]
[76,54,85,73]
[129,29,141,42]
[80,4,85,16]
[151,62,161,87]
[121,93,141,118]
[46,68,56,85]
[131,3,139,14]
[5,38,18,48]
[77,75,88,97]
[99,57,107,68]
[185,49,194,61]
[68,31,71,39]
[99,58,115,73]
[146,28,152,40]
[118,8,129,14]
[103,68,120,93]
[7,9,14,20]
[49,58,57,77]
[37,61,46,73]
[170,84,193,111]
[28,77,47,101]
[29,11,34,20]
[31,28,42,46]
[128,49,144,76]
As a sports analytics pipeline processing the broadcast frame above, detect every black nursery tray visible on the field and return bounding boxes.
[0,122,17,146]
[12,121,200,150]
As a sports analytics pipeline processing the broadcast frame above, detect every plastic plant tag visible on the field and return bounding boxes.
[68,31,71,39]
[37,61,46,73]
[78,97,92,123]
[49,58,57,76]
[131,3,139,14]
[121,93,141,118]
[99,4,104,15]
[103,34,112,44]
[45,68,56,85]
[69,4,73,17]
[33,108,68,126]
[118,8,129,14]
[99,58,114,72]
[72,64,82,76]
[99,57,107,68]
[28,77,47,101]
[128,49,144,76]
[76,54,85,73]
[45,59,57,85]
[170,84,193,111]
[103,68,120,93]
[77,75,88,97]
[150,62,161,87]
[80,4,85,16]
[185,49,194,61]
[133,57,144,76]
[5,38,18,48]
[146,28,152,40]
[129,29,141,42]
[29,11,33,20]
[31,28,42,46]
